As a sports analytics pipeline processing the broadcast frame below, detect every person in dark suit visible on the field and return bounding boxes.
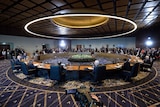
[122,58,131,71]
[57,61,66,81]
[27,60,37,69]
[92,60,100,74]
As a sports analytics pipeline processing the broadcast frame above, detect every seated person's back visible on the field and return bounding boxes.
[143,56,151,64]
[122,59,131,71]
[57,61,66,73]
[28,60,36,69]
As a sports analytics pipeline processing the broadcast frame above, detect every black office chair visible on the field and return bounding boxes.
[122,63,140,82]
[50,65,65,83]
[21,62,38,79]
[91,66,107,84]
[141,59,154,72]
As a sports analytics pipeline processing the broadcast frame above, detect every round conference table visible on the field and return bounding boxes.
[31,55,143,71]
[32,62,123,71]
[23,55,143,80]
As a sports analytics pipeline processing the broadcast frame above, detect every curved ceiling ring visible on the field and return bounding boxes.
[24,14,137,40]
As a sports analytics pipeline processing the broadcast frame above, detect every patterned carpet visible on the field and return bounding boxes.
[0,59,160,107]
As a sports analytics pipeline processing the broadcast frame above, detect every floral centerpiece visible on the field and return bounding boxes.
[68,54,96,62]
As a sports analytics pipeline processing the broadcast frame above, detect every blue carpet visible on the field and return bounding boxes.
[0,60,160,107]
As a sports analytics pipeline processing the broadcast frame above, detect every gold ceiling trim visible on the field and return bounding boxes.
[51,9,109,28]
[52,16,109,28]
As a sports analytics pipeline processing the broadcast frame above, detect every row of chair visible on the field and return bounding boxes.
[10,59,154,84]
[10,59,107,83]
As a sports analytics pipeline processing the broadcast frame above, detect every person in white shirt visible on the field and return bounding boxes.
[2,49,6,59]
[17,53,22,61]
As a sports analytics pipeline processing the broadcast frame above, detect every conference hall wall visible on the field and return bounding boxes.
[0,35,58,55]
[71,37,136,50]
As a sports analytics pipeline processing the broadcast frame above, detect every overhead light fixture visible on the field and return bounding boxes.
[145,37,153,47]
[59,40,66,47]
[24,9,137,39]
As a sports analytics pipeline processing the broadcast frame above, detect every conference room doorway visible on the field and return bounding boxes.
[0,44,10,51]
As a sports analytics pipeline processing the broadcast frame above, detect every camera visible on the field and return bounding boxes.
[65,87,103,107]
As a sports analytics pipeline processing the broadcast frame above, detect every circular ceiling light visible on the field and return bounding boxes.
[51,9,109,28]
[24,9,137,39]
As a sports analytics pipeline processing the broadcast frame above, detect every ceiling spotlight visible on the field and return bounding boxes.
[147,37,151,39]
[145,37,153,47]
[59,40,66,47]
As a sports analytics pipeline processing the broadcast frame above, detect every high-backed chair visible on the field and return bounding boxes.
[142,59,154,71]
[122,63,140,81]
[122,60,131,71]
[21,62,38,78]
[50,66,65,82]
[10,59,21,71]
[92,66,106,83]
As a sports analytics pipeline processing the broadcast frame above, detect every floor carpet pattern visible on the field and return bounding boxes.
[0,60,160,107]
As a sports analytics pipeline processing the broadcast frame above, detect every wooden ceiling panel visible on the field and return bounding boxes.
[128,14,135,19]
[13,4,28,11]
[130,3,143,10]
[41,2,56,10]
[141,7,154,13]
[30,0,46,4]
[90,5,101,10]
[37,14,48,18]
[146,15,158,20]
[116,6,128,12]
[102,2,114,9]
[51,0,67,7]
[0,0,159,39]
[15,15,26,20]
[116,11,126,17]
[0,0,13,6]
[71,2,85,8]
[20,12,32,17]
[131,0,145,4]
[9,7,21,14]
[26,9,39,15]
[0,13,10,19]
[83,0,98,7]
[155,6,160,11]
[66,0,79,3]
[20,0,36,8]
[117,0,128,7]
[150,11,160,15]
[104,9,114,14]
[3,10,15,16]
[33,6,46,13]
[0,4,7,10]
[57,5,71,10]
[144,1,159,8]
[135,19,143,23]
[43,11,53,16]
[128,9,139,15]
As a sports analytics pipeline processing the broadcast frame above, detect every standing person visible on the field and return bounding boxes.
[10,49,15,59]
[7,49,11,59]
[2,49,6,59]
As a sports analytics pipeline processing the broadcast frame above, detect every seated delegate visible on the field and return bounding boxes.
[122,58,131,71]
[27,60,37,69]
